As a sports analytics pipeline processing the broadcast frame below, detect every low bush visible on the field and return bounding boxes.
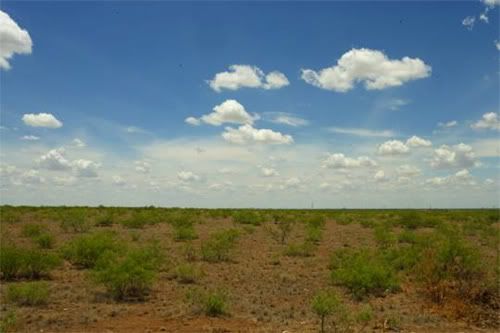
[7,282,49,306]
[62,231,122,268]
[94,212,114,227]
[415,229,484,303]
[92,244,163,301]
[306,226,323,244]
[60,209,90,233]
[186,288,228,317]
[266,215,294,244]
[21,224,45,238]
[311,290,345,333]
[174,263,202,284]
[374,225,397,249]
[173,223,197,241]
[34,233,55,249]
[0,245,61,280]
[121,212,149,229]
[0,309,17,333]
[285,241,315,257]
[232,210,263,226]
[330,248,399,299]
[201,229,239,262]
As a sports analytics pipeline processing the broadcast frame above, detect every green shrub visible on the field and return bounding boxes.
[0,309,17,333]
[0,245,61,280]
[415,229,483,303]
[335,214,354,225]
[0,245,23,280]
[201,229,239,262]
[121,212,148,229]
[306,226,323,244]
[92,244,163,301]
[397,230,418,244]
[62,231,122,268]
[95,212,114,227]
[307,215,326,229]
[266,215,294,244]
[359,219,377,228]
[173,224,197,241]
[232,211,263,226]
[18,250,61,280]
[7,282,49,306]
[356,304,374,332]
[285,241,315,257]
[187,288,228,317]
[60,210,89,233]
[21,224,45,238]
[311,290,344,333]
[330,248,399,299]
[35,233,55,249]
[174,263,202,284]
[374,225,396,249]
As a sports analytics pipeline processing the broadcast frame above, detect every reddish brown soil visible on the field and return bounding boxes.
[0,216,497,333]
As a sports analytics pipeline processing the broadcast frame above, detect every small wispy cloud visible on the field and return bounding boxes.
[328,127,395,138]
[264,112,309,127]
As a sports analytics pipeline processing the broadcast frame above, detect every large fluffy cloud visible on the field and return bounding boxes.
[208,65,289,92]
[322,153,377,169]
[430,143,480,169]
[72,159,100,178]
[471,112,500,131]
[378,140,410,155]
[177,171,200,182]
[22,113,63,128]
[186,100,258,126]
[38,148,72,171]
[378,136,431,155]
[406,135,432,147]
[222,124,293,145]
[0,10,32,70]
[301,48,431,92]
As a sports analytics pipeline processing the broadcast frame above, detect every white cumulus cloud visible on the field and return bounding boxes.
[222,124,293,145]
[0,10,32,70]
[189,100,258,127]
[301,48,431,92]
[430,143,480,169]
[406,135,432,148]
[438,120,458,128]
[322,153,377,169]
[260,167,279,177]
[72,159,100,178]
[38,148,72,171]
[471,112,500,131]
[177,170,200,182]
[208,65,289,92]
[378,140,410,155]
[22,113,62,128]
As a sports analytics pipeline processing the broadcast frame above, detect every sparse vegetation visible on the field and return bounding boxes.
[187,288,228,317]
[311,290,344,333]
[62,231,122,268]
[6,282,50,306]
[92,244,163,301]
[201,229,239,262]
[0,207,498,331]
[174,263,202,284]
[330,248,399,299]
[0,245,61,280]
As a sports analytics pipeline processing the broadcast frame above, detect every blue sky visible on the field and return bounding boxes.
[0,1,499,208]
